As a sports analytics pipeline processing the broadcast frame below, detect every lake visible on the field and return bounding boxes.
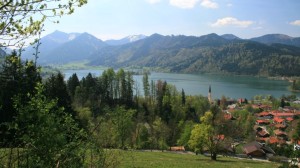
[63,69,300,99]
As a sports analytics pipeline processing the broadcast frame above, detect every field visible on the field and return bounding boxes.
[0,148,283,167]
[118,150,281,168]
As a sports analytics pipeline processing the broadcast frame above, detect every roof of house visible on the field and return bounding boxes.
[243,141,275,155]
[273,113,295,118]
[286,117,294,122]
[258,111,272,117]
[257,130,270,137]
[269,136,286,144]
[256,120,270,124]
[273,117,285,123]
[274,124,287,129]
[274,129,287,136]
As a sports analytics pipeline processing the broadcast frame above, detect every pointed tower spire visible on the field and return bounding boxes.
[208,85,212,103]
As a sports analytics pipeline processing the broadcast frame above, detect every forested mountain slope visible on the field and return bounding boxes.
[89,34,300,76]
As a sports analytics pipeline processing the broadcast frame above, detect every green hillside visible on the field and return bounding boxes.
[89,34,300,76]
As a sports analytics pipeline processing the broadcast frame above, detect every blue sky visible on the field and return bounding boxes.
[43,0,300,40]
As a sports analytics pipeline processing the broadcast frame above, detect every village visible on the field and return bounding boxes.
[217,96,300,164]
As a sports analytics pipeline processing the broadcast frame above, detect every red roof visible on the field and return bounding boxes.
[286,117,294,122]
[256,120,270,124]
[269,136,286,144]
[273,117,285,123]
[258,111,272,117]
[273,113,295,118]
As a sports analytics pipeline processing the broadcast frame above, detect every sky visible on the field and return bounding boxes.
[42,0,300,40]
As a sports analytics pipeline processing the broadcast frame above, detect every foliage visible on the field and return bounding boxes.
[0,51,41,144]
[0,0,87,47]
[8,83,86,167]
[188,108,229,160]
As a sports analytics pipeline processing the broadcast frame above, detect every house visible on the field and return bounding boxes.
[286,117,294,122]
[273,117,285,125]
[257,111,274,119]
[256,119,270,125]
[252,104,272,111]
[272,112,295,119]
[274,129,288,140]
[274,123,287,130]
[269,136,286,145]
[256,129,270,138]
[243,141,275,157]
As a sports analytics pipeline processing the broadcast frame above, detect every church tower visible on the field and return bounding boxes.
[208,85,212,103]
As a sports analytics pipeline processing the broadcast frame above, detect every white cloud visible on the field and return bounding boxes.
[169,0,200,9]
[227,3,233,7]
[146,0,161,4]
[290,20,300,26]
[211,17,254,28]
[201,0,218,9]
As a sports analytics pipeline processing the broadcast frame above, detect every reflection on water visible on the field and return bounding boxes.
[63,69,299,99]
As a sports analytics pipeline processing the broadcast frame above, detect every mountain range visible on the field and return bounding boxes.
[15,31,300,76]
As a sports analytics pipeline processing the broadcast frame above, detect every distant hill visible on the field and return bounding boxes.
[105,35,147,46]
[39,32,107,64]
[221,34,240,40]
[22,30,81,60]
[19,31,300,76]
[250,34,300,47]
[89,33,300,76]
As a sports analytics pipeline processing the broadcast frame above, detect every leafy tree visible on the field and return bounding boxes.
[10,83,87,167]
[151,117,169,151]
[0,0,87,47]
[189,105,230,160]
[112,106,135,149]
[177,121,194,147]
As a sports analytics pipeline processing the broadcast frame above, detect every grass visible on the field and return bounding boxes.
[0,148,282,168]
[118,150,281,168]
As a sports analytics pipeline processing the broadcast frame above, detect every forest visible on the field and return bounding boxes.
[0,50,261,166]
[2,49,300,167]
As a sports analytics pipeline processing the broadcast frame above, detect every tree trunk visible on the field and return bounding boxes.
[211,152,217,160]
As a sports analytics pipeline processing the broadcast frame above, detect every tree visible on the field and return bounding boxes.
[9,83,87,167]
[151,117,169,151]
[189,106,230,160]
[0,0,87,47]
[181,89,186,105]
[0,51,41,144]
[44,72,73,115]
[112,106,135,149]
[67,73,80,99]
[143,72,150,98]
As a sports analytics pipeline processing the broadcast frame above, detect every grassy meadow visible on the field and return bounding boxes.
[118,150,281,168]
